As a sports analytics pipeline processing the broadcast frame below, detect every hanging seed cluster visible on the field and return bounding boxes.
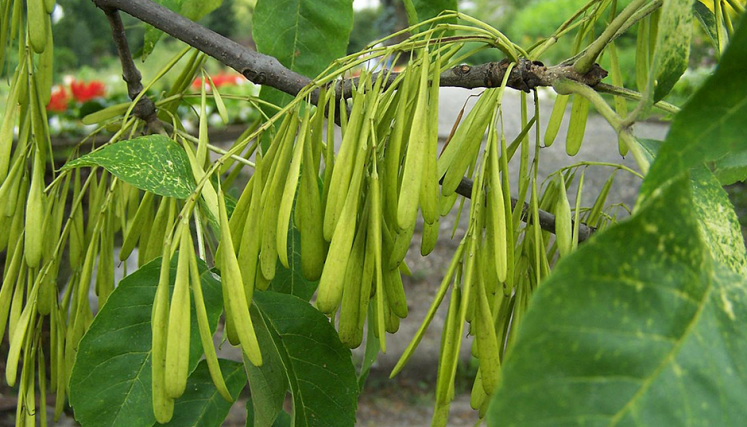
[0,12,640,424]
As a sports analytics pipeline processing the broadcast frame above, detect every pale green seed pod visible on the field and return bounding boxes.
[474,271,501,395]
[435,284,461,405]
[565,95,590,156]
[316,128,368,314]
[152,231,175,423]
[0,67,22,181]
[25,150,45,268]
[218,189,263,366]
[470,369,487,410]
[554,174,573,257]
[397,51,430,231]
[165,226,192,399]
[543,95,569,147]
[298,117,326,281]
[27,0,48,53]
[277,108,310,268]
[323,84,366,241]
[81,102,130,126]
[0,239,24,340]
[420,52,441,225]
[338,212,367,348]
[120,192,155,261]
[420,219,439,256]
[486,131,508,282]
[38,15,54,105]
[206,73,229,124]
[259,111,299,280]
[189,247,232,401]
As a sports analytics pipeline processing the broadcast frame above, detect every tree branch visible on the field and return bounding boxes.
[93,0,315,101]
[453,177,595,243]
[101,6,159,128]
[92,0,598,243]
[335,59,607,100]
[93,0,608,103]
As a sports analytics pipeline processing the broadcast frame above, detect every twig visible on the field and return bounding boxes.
[573,0,650,73]
[175,130,256,168]
[454,177,596,243]
[561,0,663,68]
[554,78,650,175]
[101,7,159,129]
[595,83,679,115]
[93,0,314,102]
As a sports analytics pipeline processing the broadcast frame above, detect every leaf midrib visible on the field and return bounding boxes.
[111,354,151,427]
[607,272,713,425]
[255,303,312,427]
[177,364,243,427]
[290,0,301,71]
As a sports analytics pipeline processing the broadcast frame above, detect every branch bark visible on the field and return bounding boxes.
[453,177,595,243]
[93,0,607,102]
[94,0,315,101]
[101,7,159,129]
[334,59,607,100]
[92,0,598,242]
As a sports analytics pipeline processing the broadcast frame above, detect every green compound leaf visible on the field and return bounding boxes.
[712,149,747,185]
[250,291,358,427]
[641,17,747,199]
[406,0,457,28]
[637,137,664,163]
[651,0,693,102]
[269,219,319,301]
[693,2,719,50]
[158,359,246,427]
[69,256,223,427]
[244,306,288,427]
[253,0,353,80]
[246,404,291,427]
[691,167,747,276]
[62,135,195,199]
[412,0,457,21]
[143,0,223,60]
[636,141,747,276]
[253,0,354,112]
[488,177,747,426]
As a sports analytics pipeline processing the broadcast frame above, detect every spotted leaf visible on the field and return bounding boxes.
[488,177,747,426]
[62,135,195,199]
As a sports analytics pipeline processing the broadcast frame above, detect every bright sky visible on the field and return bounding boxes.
[353,0,380,10]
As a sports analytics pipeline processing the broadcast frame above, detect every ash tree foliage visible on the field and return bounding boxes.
[1,0,746,426]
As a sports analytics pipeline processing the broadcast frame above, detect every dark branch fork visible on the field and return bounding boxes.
[92,0,598,242]
[101,7,159,128]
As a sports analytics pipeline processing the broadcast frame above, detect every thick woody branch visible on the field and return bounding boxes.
[92,0,598,242]
[334,59,607,100]
[93,0,608,104]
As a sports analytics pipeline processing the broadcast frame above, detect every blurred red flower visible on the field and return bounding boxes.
[191,72,244,90]
[47,86,69,112]
[70,80,105,103]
